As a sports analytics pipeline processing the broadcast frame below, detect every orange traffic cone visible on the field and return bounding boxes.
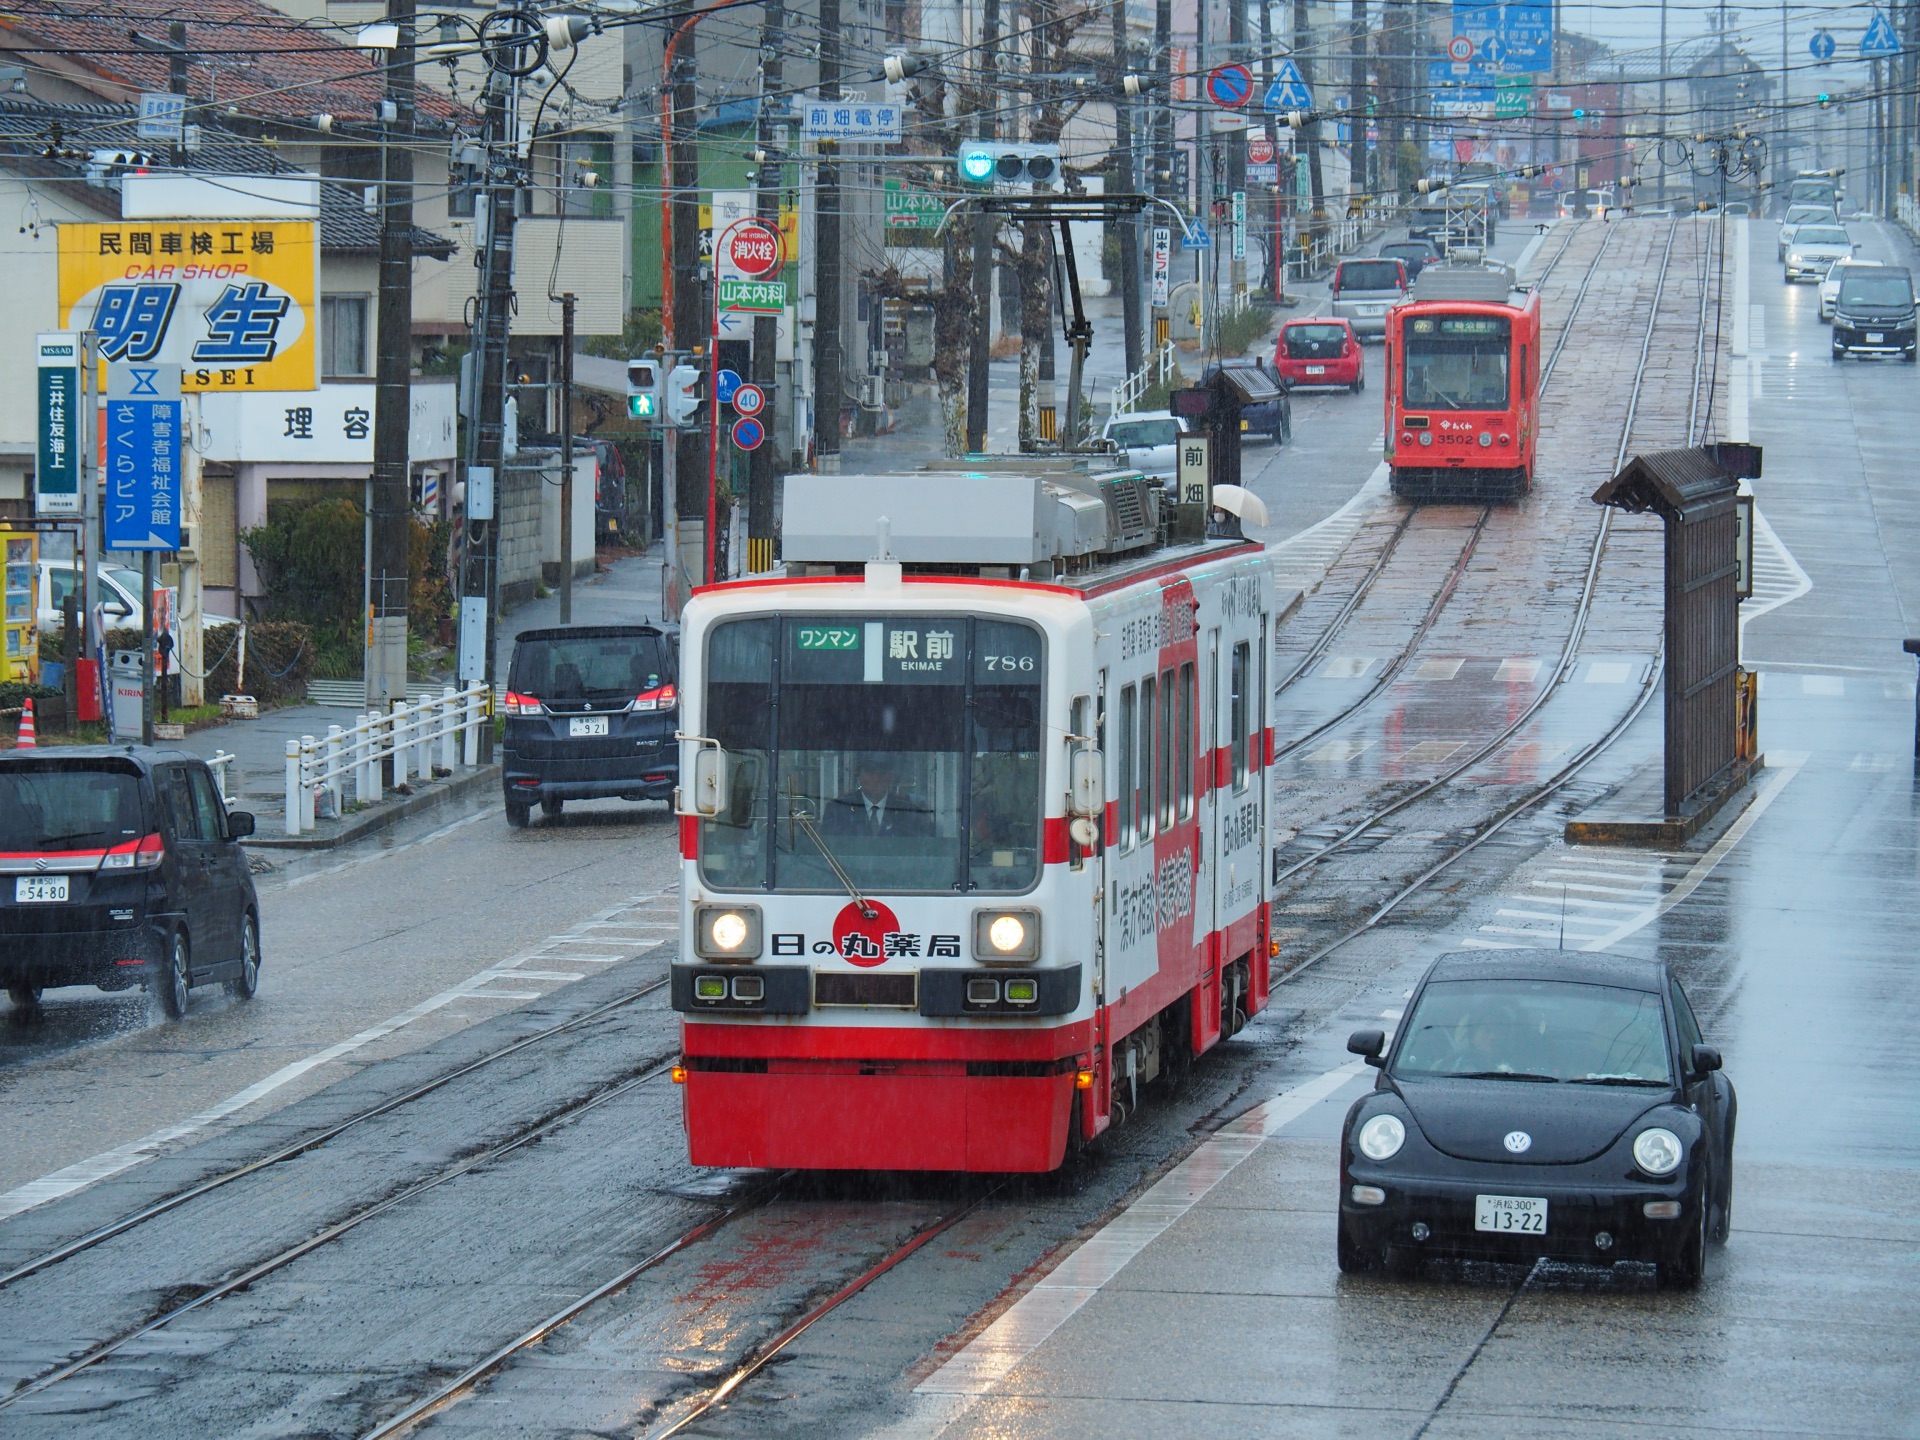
[15,698,35,749]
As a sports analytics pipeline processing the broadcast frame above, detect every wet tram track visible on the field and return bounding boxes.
[1264,220,1617,770]
[1269,215,1716,963]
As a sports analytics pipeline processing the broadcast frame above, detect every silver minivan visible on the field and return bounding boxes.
[1329,257,1409,338]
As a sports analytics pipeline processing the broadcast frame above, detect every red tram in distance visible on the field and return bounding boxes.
[1384,267,1542,502]
[669,469,1275,1172]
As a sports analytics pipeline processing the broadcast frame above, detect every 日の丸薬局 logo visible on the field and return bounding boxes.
[57,221,317,392]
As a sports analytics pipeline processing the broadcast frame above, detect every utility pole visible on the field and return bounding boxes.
[748,0,784,569]
[167,21,203,708]
[461,62,520,758]
[670,35,705,599]
[1228,0,1248,296]
[369,0,414,713]
[1294,0,1327,228]
[814,0,844,471]
[1349,0,1368,209]
[964,0,999,454]
[1114,23,1143,377]
[558,293,575,622]
[1153,0,1172,347]
[1261,0,1283,300]
[1658,0,1669,208]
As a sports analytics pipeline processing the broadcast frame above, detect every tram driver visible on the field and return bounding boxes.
[823,753,933,837]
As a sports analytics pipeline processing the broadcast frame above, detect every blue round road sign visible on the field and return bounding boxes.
[1809,29,1835,59]
[1206,63,1253,109]
[716,369,742,404]
[731,416,765,451]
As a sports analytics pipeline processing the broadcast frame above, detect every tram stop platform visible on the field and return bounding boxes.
[1562,751,1765,848]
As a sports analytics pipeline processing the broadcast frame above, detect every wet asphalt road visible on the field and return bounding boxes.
[1,218,1916,1438]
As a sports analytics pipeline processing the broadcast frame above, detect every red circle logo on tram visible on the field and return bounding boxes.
[832,900,900,967]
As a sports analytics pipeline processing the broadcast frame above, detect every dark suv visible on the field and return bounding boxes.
[0,748,260,1016]
[501,625,679,826]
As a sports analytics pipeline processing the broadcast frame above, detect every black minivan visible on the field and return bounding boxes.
[0,748,260,1016]
[501,625,679,826]
[1831,265,1917,361]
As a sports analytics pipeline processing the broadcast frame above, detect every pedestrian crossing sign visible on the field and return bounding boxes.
[1263,61,1314,113]
[1859,9,1900,56]
[1182,221,1213,251]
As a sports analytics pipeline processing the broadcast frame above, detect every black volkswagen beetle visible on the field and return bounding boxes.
[1339,950,1735,1287]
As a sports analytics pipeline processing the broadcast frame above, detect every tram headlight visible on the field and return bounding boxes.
[695,903,762,960]
[1478,431,1494,448]
[1418,431,1433,447]
[973,907,1041,963]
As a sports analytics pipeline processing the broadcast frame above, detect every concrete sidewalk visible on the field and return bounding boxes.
[166,545,666,847]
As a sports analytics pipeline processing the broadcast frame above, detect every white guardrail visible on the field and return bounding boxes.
[208,751,238,808]
[283,683,488,836]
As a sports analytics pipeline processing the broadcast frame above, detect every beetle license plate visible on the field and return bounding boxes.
[1306,365,1326,375]
[1474,1194,1547,1233]
[15,876,69,903]
[568,716,610,737]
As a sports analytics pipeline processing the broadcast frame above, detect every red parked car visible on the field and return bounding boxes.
[1275,317,1365,392]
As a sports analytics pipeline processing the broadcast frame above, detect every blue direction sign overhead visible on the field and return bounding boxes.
[1444,0,1553,80]
[1859,9,1900,56]
[1809,29,1836,59]
[104,363,181,552]
[1262,60,1314,112]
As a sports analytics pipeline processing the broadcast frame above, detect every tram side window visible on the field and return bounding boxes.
[1118,685,1137,850]
[1158,669,1176,831]
[1069,695,1092,869]
[1521,343,1531,401]
[1230,641,1251,793]
[1138,674,1157,845]
[1177,661,1195,819]
[698,617,776,887]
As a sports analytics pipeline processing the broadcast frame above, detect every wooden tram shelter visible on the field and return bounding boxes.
[1591,443,1762,820]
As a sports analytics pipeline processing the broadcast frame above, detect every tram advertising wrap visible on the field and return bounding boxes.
[670,471,1275,1172]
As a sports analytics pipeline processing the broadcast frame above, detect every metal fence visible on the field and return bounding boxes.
[283,684,489,836]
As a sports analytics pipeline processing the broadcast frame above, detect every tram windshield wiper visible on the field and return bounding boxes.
[789,805,879,921]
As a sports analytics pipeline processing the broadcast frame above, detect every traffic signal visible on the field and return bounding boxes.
[626,357,660,420]
[666,364,704,426]
[1817,93,1832,108]
[955,142,1061,187]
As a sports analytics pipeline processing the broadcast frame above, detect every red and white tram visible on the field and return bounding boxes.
[670,469,1275,1171]
[1384,269,1542,502]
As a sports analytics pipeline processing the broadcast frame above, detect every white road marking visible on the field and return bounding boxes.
[280,806,495,890]
[1316,656,1380,679]
[1495,659,1543,684]
[1583,660,1634,684]
[0,884,679,1222]
[867,1061,1369,1440]
[1740,506,1813,634]
[1414,658,1465,680]
[1800,674,1845,696]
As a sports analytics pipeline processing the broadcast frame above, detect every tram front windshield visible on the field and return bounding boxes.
[1402,314,1510,411]
[698,616,1044,895]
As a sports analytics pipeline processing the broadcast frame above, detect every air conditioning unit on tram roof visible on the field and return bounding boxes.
[780,468,1161,573]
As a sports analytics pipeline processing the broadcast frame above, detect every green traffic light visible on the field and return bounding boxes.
[629,393,657,419]
[958,146,996,184]
[1572,108,1585,118]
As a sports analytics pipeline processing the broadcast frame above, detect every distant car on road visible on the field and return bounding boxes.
[1339,949,1735,1287]
[501,624,679,826]
[1778,204,1839,259]
[0,747,260,1016]
[1275,317,1364,392]
[1329,257,1410,338]
[1379,238,1441,282]
[1784,224,1854,282]
[1100,410,1191,478]
[1200,358,1293,444]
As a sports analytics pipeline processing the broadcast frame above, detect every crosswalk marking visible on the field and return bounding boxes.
[1801,674,1846,696]
[1304,738,1372,765]
[1584,660,1635,684]
[1398,740,1465,764]
[1414,658,1465,680]
[1495,659,1542,683]
[1315,656,1380,679]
